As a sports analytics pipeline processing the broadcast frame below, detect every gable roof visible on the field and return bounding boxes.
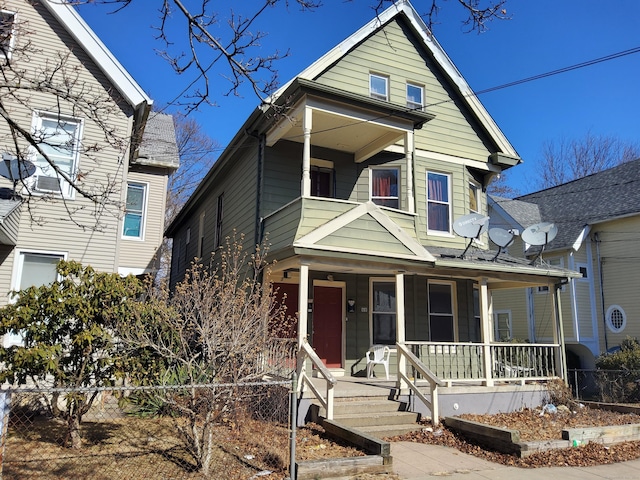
[40,1,152,133]
[489,195,541,229]
[499,158,640,251]
[271,0,520,161]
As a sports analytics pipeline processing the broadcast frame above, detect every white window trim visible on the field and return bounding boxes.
[427,279,457,342]
[369,166,401,210]
[0,10,17,61]
[369,73,389,101]
[28,111,83,200]
[406,82,424,110]
[606,305,626,333]
[493,310,512,341]
[122,181,149,241]
[369,277,397,348]
[426,171,452,236]
[10,248,67,293]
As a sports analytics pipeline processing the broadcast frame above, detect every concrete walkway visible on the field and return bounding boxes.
[391,441,640,479]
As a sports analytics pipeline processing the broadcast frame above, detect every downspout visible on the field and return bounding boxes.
[246,130,265,248]
[555,280,569,385]
[594,232,609,351]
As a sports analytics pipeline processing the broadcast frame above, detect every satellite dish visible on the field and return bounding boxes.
[452,213,490,258]
[521,222,558,264]
[489,227,515,261]
[0,153,36,196]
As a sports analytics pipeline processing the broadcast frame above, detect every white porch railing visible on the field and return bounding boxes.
[404,341,561,386]
[297,338,337,419]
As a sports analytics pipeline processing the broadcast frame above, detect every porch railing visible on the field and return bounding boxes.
[405,341,561,386]
[297,338,337,419]
[396,343,446,425]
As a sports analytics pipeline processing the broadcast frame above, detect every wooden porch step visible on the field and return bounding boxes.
[332,398,407,415]
[334,411,419,428]
[356,423,424,439]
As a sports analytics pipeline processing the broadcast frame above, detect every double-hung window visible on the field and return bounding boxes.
[406,83,424,110]
[123,183,147,239]
[371,168,399,209]
[427,171,451,233]
[31,113,82,198]
[0,10,16,60]
[469,181,480,213]
[428,281,455,342]
[371,280,396,346]
[370,73,388,101]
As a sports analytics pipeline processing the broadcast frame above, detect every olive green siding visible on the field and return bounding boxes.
[315,18,493,163]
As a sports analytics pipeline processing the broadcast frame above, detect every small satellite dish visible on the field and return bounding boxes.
[489,227,515,261]
[0,153,36,196]
[452,213,490,258]
[521,222,558,264]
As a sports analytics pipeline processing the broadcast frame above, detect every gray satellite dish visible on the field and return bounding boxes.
[521,222,558,264]
[489,227,515,261]
[453,213,490,258]
[0,153,36,196]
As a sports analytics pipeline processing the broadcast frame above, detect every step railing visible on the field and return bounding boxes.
[297,338,337,419]
[396,343,446,425]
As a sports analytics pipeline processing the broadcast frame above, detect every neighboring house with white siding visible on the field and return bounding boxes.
[489,158,640,370]
[0,1,178,317]
[167,0,579,419]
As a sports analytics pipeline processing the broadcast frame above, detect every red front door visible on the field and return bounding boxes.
[313,285,343,368]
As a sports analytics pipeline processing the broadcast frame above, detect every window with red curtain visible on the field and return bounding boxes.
[427,172,450,233]
[371,168,399,208]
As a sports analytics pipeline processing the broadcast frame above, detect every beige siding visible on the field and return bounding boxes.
[0,1,144,304]
[118,168,168,273]
[315,18,492,163]
[491,288,530,340]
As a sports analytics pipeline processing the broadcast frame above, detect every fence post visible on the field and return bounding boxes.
[289,371,297,480]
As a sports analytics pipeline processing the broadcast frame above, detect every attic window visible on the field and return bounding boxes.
[370,74,388,101]
[406,83,423,110]
[0,11,15,60]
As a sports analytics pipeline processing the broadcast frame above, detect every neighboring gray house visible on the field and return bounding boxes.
[0,1,178,317]
[490,158,640,369]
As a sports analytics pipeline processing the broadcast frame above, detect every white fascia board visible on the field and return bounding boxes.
[572,225,591,251]
[269,0,518,158]
[41,0,152,110]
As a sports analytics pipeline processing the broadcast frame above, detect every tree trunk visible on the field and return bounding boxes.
[68,415,82,449]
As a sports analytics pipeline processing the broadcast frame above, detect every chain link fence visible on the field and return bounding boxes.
[569,369,640,403]
[0,379,294,480]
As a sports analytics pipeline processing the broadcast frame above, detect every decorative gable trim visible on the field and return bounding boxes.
[295,201,436,263]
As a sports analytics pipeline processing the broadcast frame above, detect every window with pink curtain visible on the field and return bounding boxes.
[427,172,450,232]
[371,168,399,208]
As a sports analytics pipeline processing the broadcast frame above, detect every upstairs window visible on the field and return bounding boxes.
[30,113,82,198]
[427,171,451,233]
[369,73,388,101]
[406,83,424,110]
[123,183,147,239]
[0,11,16,60]
[371,168,399,209]
[469,182,480,213]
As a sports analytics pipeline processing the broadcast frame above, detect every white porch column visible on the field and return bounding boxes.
[554,283,568,384]
[297,263,309,347]
[396,272,407,390]
[301,106,312,197]
[404,132,415,214]
[479,277,494,386]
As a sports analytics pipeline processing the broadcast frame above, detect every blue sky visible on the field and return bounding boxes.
[77,1,640,195]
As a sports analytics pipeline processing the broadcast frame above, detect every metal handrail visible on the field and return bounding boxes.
[297,339,337,419]
[396,342,446,425]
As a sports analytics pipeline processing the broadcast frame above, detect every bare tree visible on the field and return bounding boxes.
[116,234,293,475]
[487,171,519,197]
[538,131,640,189]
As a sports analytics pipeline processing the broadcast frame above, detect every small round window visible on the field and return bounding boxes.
[606,305,626,333]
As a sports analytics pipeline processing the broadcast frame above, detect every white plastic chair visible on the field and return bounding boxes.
[366,345,390,380]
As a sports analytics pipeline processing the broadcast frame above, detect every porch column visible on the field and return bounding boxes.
[554,283,568,384]
[404,132,415,214]
[297,263,310,383]
[479,277,494,386]
[396,272,407,391]
[301,106,312,197]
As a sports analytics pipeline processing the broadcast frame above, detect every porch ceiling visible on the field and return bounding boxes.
[264,78,434,163]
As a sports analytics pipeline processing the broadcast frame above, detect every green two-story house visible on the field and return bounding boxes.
[166,0,578,418]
